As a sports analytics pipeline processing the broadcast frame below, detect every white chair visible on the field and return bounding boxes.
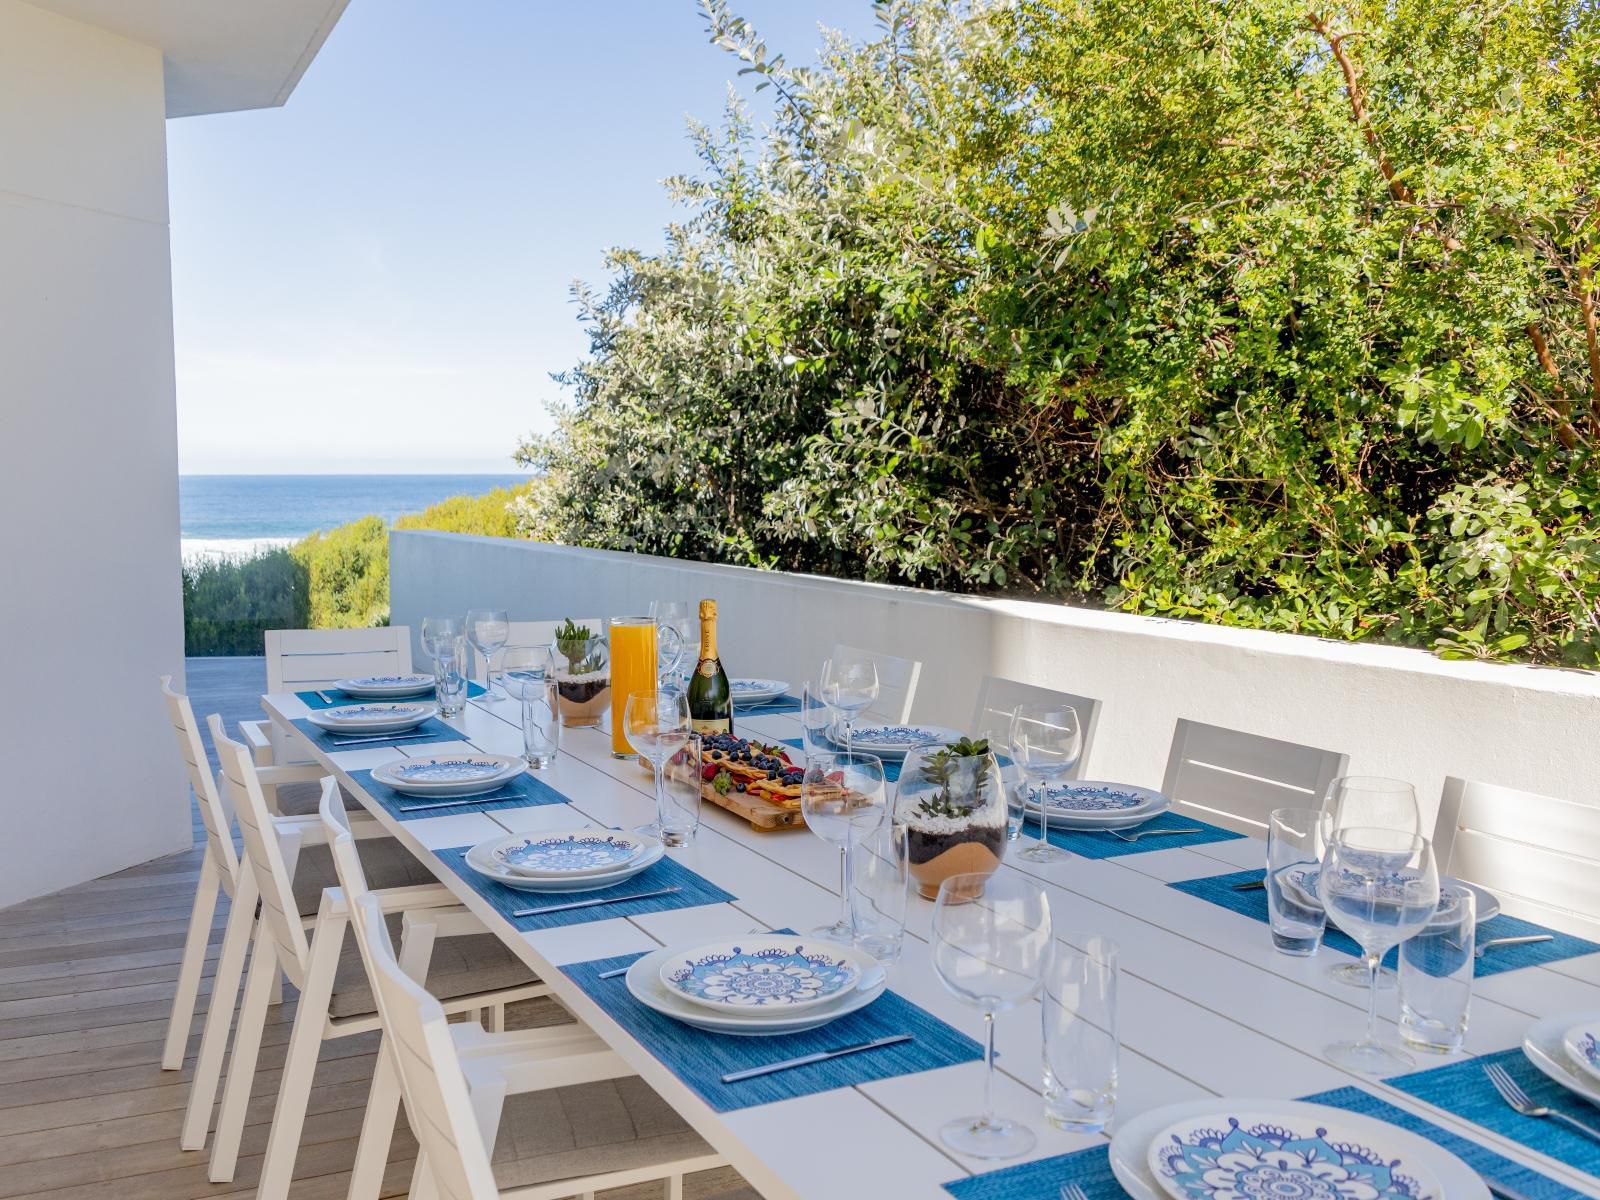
[970,675,1102,775]
[505,618,602,650]
[1161,718,1348,835]
[1433,777,1600,940]
[318,783,669,1200]
[349,887,724,1200]
[828,642,922,725]
[198,722,549,1191]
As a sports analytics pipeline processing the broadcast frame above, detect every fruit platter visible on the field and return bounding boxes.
[640,732,812,831]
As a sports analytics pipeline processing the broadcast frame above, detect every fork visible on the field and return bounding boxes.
[1107,826,1204,843]
[1059,1184,1089,1200]
[1483,1061,1600,1144]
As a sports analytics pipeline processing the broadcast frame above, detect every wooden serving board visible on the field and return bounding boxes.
[635,757,807,832]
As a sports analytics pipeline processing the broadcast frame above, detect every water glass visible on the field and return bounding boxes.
[977,716,1025,840]
[624,690,693,844]
[465,608,510,695]
[802,752,887,942]
[500,644,553,699]
[1042,937,1119,1132]
[799,681,836,762]
[852,824,910,962]
[1010,703,1082,863]
[819,652,879,751]
[659,736,704,846]
[1399,883,1475,1054]
[430,636,468,717]
[520,677,560,769]
[420,615,464,661]
[1266,807,1331,956]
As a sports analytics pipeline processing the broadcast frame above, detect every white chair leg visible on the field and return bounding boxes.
[270,837,305,1008]
[161,850,220,1071]
[253,915,346,1200]
[483,1003,505,1034]
[180,869,258,1150]
[409,1154,438,1200]
[669,1171,685,1200]
[347,1042,402,1200]
[207,931,280,1181]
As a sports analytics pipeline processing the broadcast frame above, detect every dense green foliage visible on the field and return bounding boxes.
[516,0,1600,666]
[182,485,530,654]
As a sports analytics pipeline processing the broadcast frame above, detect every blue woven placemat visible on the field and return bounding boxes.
[562,949,983,1112]
[1171,869,1600,977]
[1380,1049,1600,1180]
[348,767,569,820]
[1024,809,1243,859]
[735,693,803,716]
[777,738,903,782]
[432,849,735,932]
[295,682,485,709]
[290,716,468,754]
[944,1084,1580,1199]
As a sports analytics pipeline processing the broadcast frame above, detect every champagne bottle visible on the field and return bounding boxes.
[687,599,733,736]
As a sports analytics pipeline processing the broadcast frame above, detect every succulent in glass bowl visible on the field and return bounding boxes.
[550,619,610,727]
[894,736,1007,898]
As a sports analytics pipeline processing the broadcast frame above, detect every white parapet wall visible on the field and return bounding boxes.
[390,530,1600,827]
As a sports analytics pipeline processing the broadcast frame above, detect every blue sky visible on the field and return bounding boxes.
[168,1,875,474]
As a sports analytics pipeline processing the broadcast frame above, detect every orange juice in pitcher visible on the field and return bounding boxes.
[609,616,658,758]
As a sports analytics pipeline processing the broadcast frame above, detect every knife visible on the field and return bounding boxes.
[1482,1176,1536,1200]
[395,789,523,812]
[324,731,442,746]
[720,1034,914,1083]
[511,885,681,919]
[1232,879,1267,891]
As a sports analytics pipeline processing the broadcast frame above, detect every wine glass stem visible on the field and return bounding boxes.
[840,842,855,934]
[653,763,667,831]
[843,717,853,756]
[1362,952,1383,1042]
[1034,774,1049,850]
[981,1011,997,1128]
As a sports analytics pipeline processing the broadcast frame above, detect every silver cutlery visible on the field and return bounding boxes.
[719,1034,913,1084]
[1232,878,1267,891]
[1059,1185,1089,1200]
[1476,934,1553,958]
[597,964,633,980]
[1107,826,1205,843]
[511,885,682,919]
[395,789,523,812]
[316,690,338,704]
[1483,1061,1600,1144]
[1482,1177,1536,1200]
[324,731,439,746]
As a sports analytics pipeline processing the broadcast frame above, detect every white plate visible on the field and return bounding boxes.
[624,945,887,1036]
[658,936,871,1014]
[334,674,436,698]
[1525,1011,1600,1107]
[1110,1098,1486,1200]
[306,703,434,734]
[1562,1020,1600,1087]
[845,724,965,760]
[1283,868,1500,924]
[370,754,524,797]
[461,838,663,893]
[1025,780,1169,823]
[490,830,652,879]
[731,679,790,706]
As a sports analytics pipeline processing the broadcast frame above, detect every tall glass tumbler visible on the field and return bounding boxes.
[520,676,560,769]
[1266,807,1331,956]
[1042,937,1119,1132]
[1399,883,1475,1054]
[852,824,910,962]
[609,617,658,758]
[431,636,468,717]
[659,736,704,846]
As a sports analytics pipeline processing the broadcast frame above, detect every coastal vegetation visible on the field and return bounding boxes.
[181,485,528,655]
[510,0,1600,667]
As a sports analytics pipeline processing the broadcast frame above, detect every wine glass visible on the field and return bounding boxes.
[1009,703,1082,863]
[978,713,1027,842]
[819,652,879,753]
[499,644,553,701]
[649,600,693,690]
[1321,776,1420,989]
[801,752,886,942]
[420,615,464,663]
[623,691,693,844]
[1317,827,1439,1074]
[465,609,510,699]
[932,872,1053,1158]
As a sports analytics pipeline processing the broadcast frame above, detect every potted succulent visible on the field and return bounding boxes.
[895,736,1007,899]
[551,619,610,727]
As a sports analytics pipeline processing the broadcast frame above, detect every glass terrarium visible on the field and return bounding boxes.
[894,736,1007,899]
[550,620,610,728]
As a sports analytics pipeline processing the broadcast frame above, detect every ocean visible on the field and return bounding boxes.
[179,474,527,561]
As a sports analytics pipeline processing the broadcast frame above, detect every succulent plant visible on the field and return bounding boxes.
[554,619,604,674]
[912,737,994,821]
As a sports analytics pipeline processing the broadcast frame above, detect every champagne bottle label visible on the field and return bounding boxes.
[692,716,730,735]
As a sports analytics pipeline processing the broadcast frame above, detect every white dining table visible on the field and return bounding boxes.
[261,688,1600,1199]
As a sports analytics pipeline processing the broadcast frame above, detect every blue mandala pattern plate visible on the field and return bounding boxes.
[305,702,433,734]
[847,724,964,755]
[493,832,649,878]
[1032,782,1146,812]
[661,938,866,1012]
[392,758,507,783]
[1148,1112,1440,1200]
[336,674,436,698]
[1563,1022,1600,1085]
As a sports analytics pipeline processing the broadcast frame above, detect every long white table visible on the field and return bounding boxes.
[262,689,1600,1199]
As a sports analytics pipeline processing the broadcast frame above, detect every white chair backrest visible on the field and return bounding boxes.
[1161,719,1348,835]
[160,676,239,882]
[1433,777,1600,940]
[353,890,498,1200]
[828,643,922,725]
[318,778,371,902]
[264,627,414,692]
[209,716,311,985]
[970,676,1102,777]
[507,618,602,650]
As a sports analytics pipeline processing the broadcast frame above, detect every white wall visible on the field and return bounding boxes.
[0,0,189,907]
[391,531,1600,829]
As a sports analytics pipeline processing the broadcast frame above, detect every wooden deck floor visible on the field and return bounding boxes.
[0,658,753,1200]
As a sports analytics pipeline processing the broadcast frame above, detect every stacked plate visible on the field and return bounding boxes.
[1024,780,1170,831]
[1109,1098,1487,1199]
[334,673,437,699]
[1278,866,1502,924]
[844,724,965,761]
[305,702,434,735]
[731,678,790,708]
[626,935,886,1036]
[1525,1011,1600,1107]
[371,753,524,798]
[463,830,664,893]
